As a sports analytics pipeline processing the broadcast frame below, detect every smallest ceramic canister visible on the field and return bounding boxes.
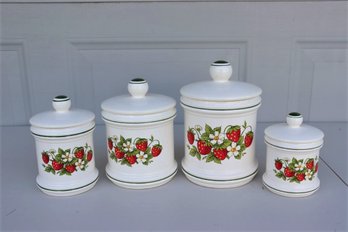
[30,95,99,196]
[262,112,324,197]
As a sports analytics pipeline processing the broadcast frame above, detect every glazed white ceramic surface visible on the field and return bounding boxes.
[180,61,262,110]
[30,96,99,196]
[181,106,260,187]
[102,79,177,189]
[30,95,95,137]
[264,112,324,150]
[263,113,324,197]
[180,61,262,188]
[101,79,176,124]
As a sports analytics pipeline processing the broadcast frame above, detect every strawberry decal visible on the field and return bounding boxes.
[213,148,227,161]
[187,128,195,145]
[306,159,314,170]
[42,152,49,164]
[107,135,163,167]
[65,164,76,173]
[108,138,113,150]
[52,160,63,171]
[135,139,148,152]
[275,159,282,170]
[226,126,241,143]
[296,173,305,182]
[87,151,93,162]
[125,155,136,165]
[114,147,125,159]
[273,157,319,183]
[186,121,254,163]
[244,131,253,148]
[151,145,162,157]
[197,140,212,155]
[41,144,93,176]
[284,167,295,178]
[74,147,84,159]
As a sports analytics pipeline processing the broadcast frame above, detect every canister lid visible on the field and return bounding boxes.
[180,60,262,110]
[265,112,324,150]
[30,95,95,137]
[101,78,176,124]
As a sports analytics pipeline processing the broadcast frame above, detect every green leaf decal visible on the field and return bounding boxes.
[205,124,213,134]
[58,148,64,155]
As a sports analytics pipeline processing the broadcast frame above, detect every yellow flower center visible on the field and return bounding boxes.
[214,136,219,140]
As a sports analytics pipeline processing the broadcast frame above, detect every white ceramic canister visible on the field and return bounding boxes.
[262,112,324,197]
[101,78,177,189]
[180,60,262,188]
[30,95,99,196]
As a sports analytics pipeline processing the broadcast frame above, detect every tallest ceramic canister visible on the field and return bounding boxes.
[101,78,178,189]
[180,60,262,188]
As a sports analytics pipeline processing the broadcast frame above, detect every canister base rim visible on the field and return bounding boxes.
[37,176,99,197]
[262,174,320,197]
[182,167,258,188]
[106,169,177,189]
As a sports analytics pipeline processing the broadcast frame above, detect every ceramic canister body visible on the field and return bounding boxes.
[262,112,323,197]
[104,118,177,189]
[34,128,99,196]
[262,143,321,197]
[181,104,260,188]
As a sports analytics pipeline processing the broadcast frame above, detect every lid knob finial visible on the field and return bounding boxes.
[52,95,71,112]
[128,78,148,98]
[210,60,232,82]
[286,112,303,128]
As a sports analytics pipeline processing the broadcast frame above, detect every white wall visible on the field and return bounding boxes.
[1,1,347,125]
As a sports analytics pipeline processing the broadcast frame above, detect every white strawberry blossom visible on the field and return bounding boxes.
[111,136,118,147]
[75,159,85,170]
[195,125,202,131]
[209,131,224,145]
[62,151,73,163]
[295,162,305,171]
[123,141,134,152]
[227,142,241,157]
[136,151,148,164]
[305,169,313,180]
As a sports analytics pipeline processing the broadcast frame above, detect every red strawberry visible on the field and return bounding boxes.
[87,151,93,162]
[226,126,241,143]
[74,148,84,159]
[114,147,125,159]
[151,145,162,157]
[136,139,148,152]
[65,164,75,173]
[197,140,212,155]
[275,160,282,170]
[244,131,254,147]
[306,159,314,170]
[284,167,295,177]
[213,148,227,160]
[315,163,319,173]
[125,155,136,165]
[108,138,113,150]
[42,152,49,164]
[52,160,63,170]
[296,173,305,182]
[187,129,195,145]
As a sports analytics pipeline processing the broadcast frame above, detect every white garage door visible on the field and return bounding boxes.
[1,1,347,125]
